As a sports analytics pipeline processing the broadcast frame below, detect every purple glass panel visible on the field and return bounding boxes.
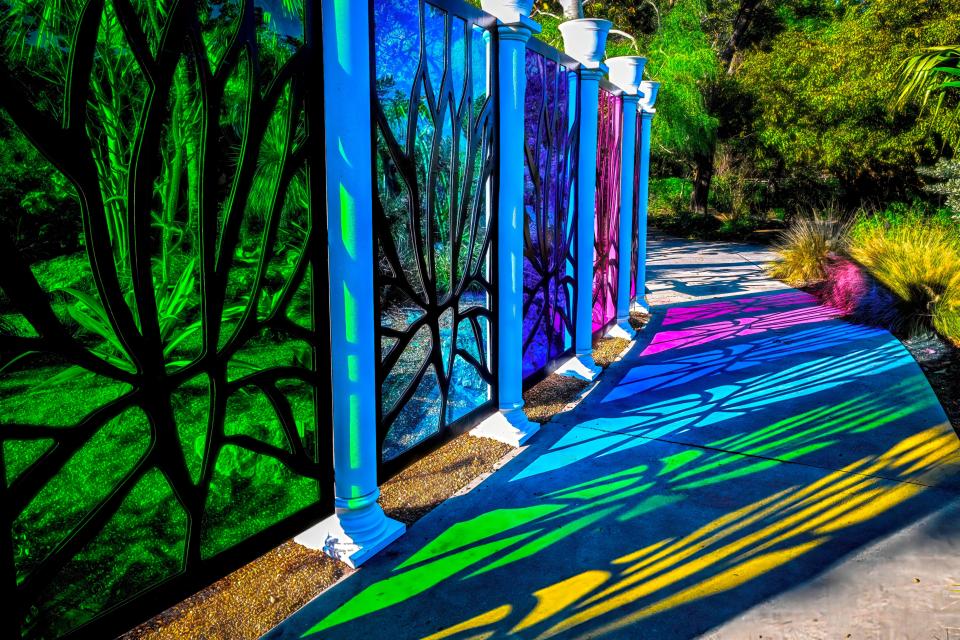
[521,48,579,381]
[592,88,623,334]
[630,110,642,301]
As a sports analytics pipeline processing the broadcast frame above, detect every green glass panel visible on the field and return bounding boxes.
[258,165,309,322]
[171,374,211,485]
[286,263,313,330]
[199,0,242,72]
[27,468,186,638]
[0,289,37,338]
[227,331,312,383]
[224,385,293,452]
[13,406,151,584]
[0,354,131,428]
[3,438,54,486]
[254,0,304,91]
[277,378,317,463]
[87,0,149,319]
[153,54,205,372]
[216,49,251,262]
[130,0,170,56]
[0,0,82,120]
[0,109,82,284]
[220,81,292,349]
[200,444,318,559]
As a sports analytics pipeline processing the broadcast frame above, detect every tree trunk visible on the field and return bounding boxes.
[690,148,715,215]
[559,0,584,19]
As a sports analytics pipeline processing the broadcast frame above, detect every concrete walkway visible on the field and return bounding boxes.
[267,235,960,640]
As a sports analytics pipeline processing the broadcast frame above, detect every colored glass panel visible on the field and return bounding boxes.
[593,88,623,334]
[373,0,497,467]
[0,2,333,638]
[521,47,579,381]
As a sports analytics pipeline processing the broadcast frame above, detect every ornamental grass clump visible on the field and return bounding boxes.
[769,212,850,286]
[849,217,960,345]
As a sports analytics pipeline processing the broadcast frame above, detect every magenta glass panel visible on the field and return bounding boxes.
[521,48,579,381]
[630,111,642,301]
[592,88,623,334]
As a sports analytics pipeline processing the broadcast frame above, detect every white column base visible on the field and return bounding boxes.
[630,299,649,314]
[294,503,405,569]
[605,319,635,340]
[554,353,602,381]
[471,407,540,447]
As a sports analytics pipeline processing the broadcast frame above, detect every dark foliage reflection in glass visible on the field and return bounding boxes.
[373,0,496,464]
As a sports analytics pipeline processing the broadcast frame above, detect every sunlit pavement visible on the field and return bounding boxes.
[266,236,960,640]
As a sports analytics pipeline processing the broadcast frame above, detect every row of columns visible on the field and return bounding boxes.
[296,1,658,568]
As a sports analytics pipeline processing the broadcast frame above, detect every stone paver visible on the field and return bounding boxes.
[266,236,960,640]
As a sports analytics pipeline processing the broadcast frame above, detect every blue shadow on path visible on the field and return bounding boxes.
[266,284,960,640]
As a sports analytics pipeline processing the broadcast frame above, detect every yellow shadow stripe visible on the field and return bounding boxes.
[419,605,511,640]
[611,538,675,567]
[614,488,796,578]
[559,539,825,640]
[511,571,611,633]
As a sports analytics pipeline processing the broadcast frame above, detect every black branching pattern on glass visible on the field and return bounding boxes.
[521,42,580,384]
[0,1,332,637]
[372,0,498,474]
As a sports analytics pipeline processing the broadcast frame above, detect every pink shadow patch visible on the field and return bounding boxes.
[643,300,843,356]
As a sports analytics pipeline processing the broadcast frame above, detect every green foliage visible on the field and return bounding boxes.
[769,211,850,286]
[649,177,692,216]
[898,45,960,142]
[850,210,960,344]
[738,0,960,203]
[644,0,719,162]
[917,158,960,215]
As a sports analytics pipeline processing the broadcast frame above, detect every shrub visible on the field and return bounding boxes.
[811,257,903,331]
[768,212,850,286]
[849,215,960,344]
[917,158,960,217]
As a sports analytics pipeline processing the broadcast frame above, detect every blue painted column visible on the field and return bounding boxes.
[554,18,610,381]
[634,80,659,311]
[606,55,646,331]
[295,0,403,568]
[553,65,603,380]
[471,9,541,447]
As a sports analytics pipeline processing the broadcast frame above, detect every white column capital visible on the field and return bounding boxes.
[621,93,641,105]
[496,14,542,41]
